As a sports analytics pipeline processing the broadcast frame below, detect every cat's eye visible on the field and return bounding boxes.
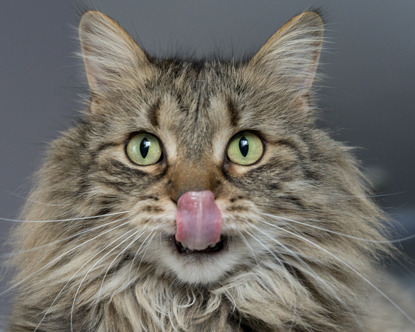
[126,133,162,166]
[227,132,264,165]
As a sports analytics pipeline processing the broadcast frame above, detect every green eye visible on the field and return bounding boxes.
[227,132,264,165]
[126,133,162,166]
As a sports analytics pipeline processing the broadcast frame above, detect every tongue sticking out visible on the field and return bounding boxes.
[176,190,222,251]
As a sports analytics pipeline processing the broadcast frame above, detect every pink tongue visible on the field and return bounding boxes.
[176,191,222,251]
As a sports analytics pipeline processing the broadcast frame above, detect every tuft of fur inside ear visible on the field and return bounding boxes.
[79,11,151,96]
[250,11,324,98]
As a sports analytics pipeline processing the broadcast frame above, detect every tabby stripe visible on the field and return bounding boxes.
[147,98,161,128]
[226,98,239,126]
[193,90,202,123]
[95,142,118,154]
[106,159,147,177]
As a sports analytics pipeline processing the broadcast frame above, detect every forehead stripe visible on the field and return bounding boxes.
[227,98,239,126]
[193,90,202,123]
[147,98,161,128]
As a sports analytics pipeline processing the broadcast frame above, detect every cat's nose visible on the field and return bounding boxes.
[174,185,218,203]
[167,163,220,203]
[170,182,219,204]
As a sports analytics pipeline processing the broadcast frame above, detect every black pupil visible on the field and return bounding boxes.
[239,137,249,157]
[140,137,151,158]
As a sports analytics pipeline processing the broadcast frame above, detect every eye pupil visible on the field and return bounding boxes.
[239,137,249,157]
[140,138,150,158]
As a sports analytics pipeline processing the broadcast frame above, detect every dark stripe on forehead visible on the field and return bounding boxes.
[227,98,239,126]
[148,98,161,128]
[194,90,202,123]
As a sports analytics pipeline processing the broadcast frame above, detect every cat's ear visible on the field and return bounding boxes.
[79,11,151,96]
[250,11,324,98]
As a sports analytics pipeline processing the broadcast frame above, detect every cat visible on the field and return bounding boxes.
[5,9,415,331]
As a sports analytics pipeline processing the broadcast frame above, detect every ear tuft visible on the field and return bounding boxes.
[79,11,150,95]
[250,11,324,97]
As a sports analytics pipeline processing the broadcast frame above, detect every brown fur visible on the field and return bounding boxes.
[6,10,415,331]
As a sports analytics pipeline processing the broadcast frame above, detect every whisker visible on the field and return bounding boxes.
[0,216,133,297]
[259,219,415,327]
[260,212,415,244]
[2,189,72,207]
[279,185,405,199]
[88,230,155,332]
[88,231,155,331]
[134,232,156,275]
[249,222,361,327]
[70,229,141,332]
[330,191,406,199]
[93,229,147,312]
[0,210,131,223]
[127,231,155,283]
[33,227,137,331]
[245,229,298,330]
[4,215,131,257]
[237,229,259,265]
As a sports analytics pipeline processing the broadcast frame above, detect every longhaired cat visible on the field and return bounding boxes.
[5,10,415,331]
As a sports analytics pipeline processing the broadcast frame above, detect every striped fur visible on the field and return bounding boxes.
[6,11,414,331]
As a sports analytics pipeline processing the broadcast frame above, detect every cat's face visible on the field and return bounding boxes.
[85,63,267,284]
[70,11,332,284]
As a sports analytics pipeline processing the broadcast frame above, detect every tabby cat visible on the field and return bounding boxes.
[5,10,415,331]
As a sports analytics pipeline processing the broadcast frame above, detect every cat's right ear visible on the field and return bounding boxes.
[249,11,324,101]
[79,11,152,97]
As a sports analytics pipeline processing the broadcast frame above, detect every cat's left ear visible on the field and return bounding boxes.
[79,11,152,96]
[250,11,324,99]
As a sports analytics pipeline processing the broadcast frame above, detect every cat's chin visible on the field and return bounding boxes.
[157,236,241,284]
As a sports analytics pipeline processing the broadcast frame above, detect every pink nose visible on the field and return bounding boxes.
[175,190,222,251]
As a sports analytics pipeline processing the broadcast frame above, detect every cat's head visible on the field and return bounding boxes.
[23,11,385,293]
[72,10,332,284]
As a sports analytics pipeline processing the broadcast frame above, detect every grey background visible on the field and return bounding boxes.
[1,0,414,326]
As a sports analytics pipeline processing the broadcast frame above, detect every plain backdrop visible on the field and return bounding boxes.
[1,0,414,325]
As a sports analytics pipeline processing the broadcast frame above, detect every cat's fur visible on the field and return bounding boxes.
[6,10,414,331]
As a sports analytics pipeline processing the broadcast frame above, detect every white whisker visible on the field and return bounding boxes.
[33,227,136,331]
[261,212,415,244]
[0,210,131,223]
[70,228,141,332]
[0,216,133,297]
[245,229,298,330]
[88,231,155,331]
[237,229,258,265]
[127,231,155,283]
[134,232,156,275]
[4,215,131,257]
[259,219,415,326]
[93,229,147,312]
[2,189,72,207]
[250,222,361,327]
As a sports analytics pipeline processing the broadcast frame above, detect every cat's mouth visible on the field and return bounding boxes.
[174,236,227,255]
